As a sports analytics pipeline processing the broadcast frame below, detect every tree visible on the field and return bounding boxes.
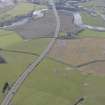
[2,82,10,94]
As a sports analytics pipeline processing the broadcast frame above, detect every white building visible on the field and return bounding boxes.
[33,9,48,18]
[33,11,44,17]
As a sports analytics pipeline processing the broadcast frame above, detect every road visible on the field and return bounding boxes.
[0,0,60,105]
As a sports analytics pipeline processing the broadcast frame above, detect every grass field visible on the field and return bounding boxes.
[78,29,105,38]
[81,12,105,27]
[49,38,105,74]
[0,29,22,48]
[12,59,84,105]
[8,38,51,54]
[0,6,13,14]
[80,0,105,14]
[80,0,102,7]
[0,3,33,22]
[0,28,51,102]
[0,37,51,103]
[11,59,105,105]
[0,52,36,102]
[0,31,105,105]
[0,6,105,104]
[0,3,46,22]
[80,0,105,8]
[82,75,105,105]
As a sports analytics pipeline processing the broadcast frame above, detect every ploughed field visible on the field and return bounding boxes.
[49,38,105,75]
[13,10,80,39]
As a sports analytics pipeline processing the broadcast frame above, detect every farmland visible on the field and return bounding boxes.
[0,0,105,105]
[81,12,105,27]
[78,29,105,38]
[0,3,46,22]
[0,29,51,103]
[11,59,105,105]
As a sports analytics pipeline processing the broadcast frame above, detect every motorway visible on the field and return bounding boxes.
[0,0,60,105]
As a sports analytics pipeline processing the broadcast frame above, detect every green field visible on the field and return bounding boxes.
[80,0,105,8]
[0,52,36,102]
[0,30,105,105]
[81,12,105,27]
[83,76,105,105]
[0,29,22,48]
[8,38,51,54]
[78,29,105,38]
[11,59,105,105]
[0,29,52,102]
[0,6,13,14]
[0,3,46,22]
[80,0,101,8]
[12,59,83,105]
[0,40,51,103]
[0,6,105,105]
[80,0,105,14]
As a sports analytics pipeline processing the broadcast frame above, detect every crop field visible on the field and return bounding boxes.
[0,3,33,21]
[12,59,84,105]
[81,12,105,27]
[0,29,22,48]
[49,38,105,75]
[0,1,105,105]
[80,0,105,8]
[0,6,13,14]
[80,0,105,14]
[0,36,105,105]
[0,29,105,105]
[13,11,80,39]
[0,3,46,22]
[78,29,105,38]
[0,51,36,102]
[0,29,51,102]
[10,58,105,105]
